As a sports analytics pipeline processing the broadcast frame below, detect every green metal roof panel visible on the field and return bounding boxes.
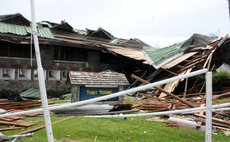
[0,22,54,38]
[38,28,54,38]
[144,42,183,65]
[143,34,216,68]
[0,22,27,35]
[19,88,40,100]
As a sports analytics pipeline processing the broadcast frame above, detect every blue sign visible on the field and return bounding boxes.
[79,87,119,101]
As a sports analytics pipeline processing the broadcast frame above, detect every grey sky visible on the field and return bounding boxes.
[0,0,229,47]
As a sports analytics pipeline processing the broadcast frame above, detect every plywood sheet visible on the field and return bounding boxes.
[162,52,197,69]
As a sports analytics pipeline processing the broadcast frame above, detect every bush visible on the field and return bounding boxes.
[213,71,230,79]
[0,89,13,98]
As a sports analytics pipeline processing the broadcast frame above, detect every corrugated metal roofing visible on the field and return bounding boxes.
[19,88,40,100]
[0,22,54,39]
[143,34,216,69]
[144,42,183,67]
[69,71,129,86]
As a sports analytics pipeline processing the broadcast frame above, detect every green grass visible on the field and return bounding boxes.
[6,116,229,142]
[213,98,230,104]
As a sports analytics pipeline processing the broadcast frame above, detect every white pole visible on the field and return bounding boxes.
[1,102,230,118]
[85,106,230,118]
[205,72,212,142]
[30,0,54,142]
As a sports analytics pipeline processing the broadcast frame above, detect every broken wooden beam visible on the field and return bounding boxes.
[194,114,230,128]
[0,127,22,132]
[131,74,195,108]
[0,120,33,127]
[212,92,230,100]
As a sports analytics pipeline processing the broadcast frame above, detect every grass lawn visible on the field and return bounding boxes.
[5,116,229,142]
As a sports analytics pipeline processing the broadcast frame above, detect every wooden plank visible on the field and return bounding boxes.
[0,118,13,122]
[183,54,208,67]
[162,52,197,69]
[162,68,178,76]
[0,120,33,127]
[6,115,25,120]
[212,92,230,100]
[177,58,205,73]
[131,74,195,108]
[0,127,22,132]
[24,112,43,117]
[194,114,230,128]
[159,69,191,98]
[183,78,188,98]
[196,103,205,128]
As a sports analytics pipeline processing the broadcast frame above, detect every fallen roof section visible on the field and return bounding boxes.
[144,33,217,69]
[19,88,40,100]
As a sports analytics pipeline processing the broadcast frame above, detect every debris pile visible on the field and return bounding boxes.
[0,99,42,141]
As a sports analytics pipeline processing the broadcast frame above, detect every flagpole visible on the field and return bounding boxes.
[30,0,54,141]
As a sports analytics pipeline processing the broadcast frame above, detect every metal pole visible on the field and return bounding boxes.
[205,72,212,142]
[30,0,54,141]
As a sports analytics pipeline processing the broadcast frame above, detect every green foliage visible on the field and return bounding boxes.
[213,71,230,79]
[12,116,230,142]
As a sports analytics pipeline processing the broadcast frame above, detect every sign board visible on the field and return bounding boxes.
[79,87,119,101]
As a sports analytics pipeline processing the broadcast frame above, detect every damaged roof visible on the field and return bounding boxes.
[69,71,129,86]
[0,13,221,69]
[86,27,114,40]
[0,13,30,26]
[0,22,54,38]
[101,44,153,65]
[110,38,151,49]
[144,33,217,69]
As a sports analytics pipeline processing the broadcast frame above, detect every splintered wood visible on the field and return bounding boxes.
[131,72,230,132]
[136,99,197,112]
[0,99,43,140]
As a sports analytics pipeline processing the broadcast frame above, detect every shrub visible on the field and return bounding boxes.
[213,71,230,79]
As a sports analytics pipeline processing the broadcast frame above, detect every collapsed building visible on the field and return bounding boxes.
[135,33,230,97]
[0,13,153,93]
[0,13,229,98]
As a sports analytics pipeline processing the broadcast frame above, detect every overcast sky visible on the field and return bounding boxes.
[0,0,229,47]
